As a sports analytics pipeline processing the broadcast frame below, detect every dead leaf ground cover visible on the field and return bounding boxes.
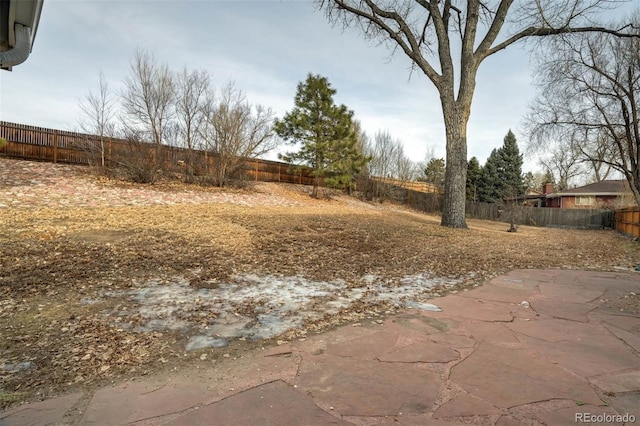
[1,158,639,409]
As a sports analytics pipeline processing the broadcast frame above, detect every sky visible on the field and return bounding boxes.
[0,0,636,172]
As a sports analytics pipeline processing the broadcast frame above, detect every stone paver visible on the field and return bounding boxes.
[378,341,459,363]
[607,393,640,418]
[461,321,519,344]
[449,342,603,408]
[530,298,597,322]
[425,296,514,322]
[521,333,640,378]
[165,381,350,426]
[79,381,210,425]
[506,317,593,342]
[0,393,81,426]
[537,282,603,304]
[589,370,640,393]
[426,333,476,349]
[387,314,446,335]
[458,277,539,304]
[326,330,400,360]
[2,269,639,425]
[433,394,501,418]
[295,354,440,417]
[536,405,621,426]
[603,323,640,352]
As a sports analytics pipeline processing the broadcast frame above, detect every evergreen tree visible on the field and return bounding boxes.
[423,158,445,188]
[500,130,525,197]
[274,74,369,197]
[477,130,525,203]
[466,157,482,202]
[478,148,501,203]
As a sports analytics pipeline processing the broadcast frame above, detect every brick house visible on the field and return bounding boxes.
[546,180,636,209]
[505,183,556,207]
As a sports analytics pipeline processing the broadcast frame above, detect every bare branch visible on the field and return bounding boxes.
[484,24,640,59]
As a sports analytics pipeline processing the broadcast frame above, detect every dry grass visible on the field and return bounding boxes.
[1,177,639,409]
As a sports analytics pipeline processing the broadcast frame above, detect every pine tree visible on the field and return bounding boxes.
[423,158,445,188]
[500,130,525,197]
[274,74,368,197]
[478,148,501,203]
[477,130,525,203]
[466,156,482,202]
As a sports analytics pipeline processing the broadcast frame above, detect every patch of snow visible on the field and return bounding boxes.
[185,336,228,351]
[404,301,442,312]
[106,272,463,350]
[1,361,36,372]
[81,298,103,305]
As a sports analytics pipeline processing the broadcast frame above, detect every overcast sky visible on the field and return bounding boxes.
[0,1,635,171]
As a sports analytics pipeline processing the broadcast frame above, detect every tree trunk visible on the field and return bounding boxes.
[440,102,470,229]
[312,176,319,198]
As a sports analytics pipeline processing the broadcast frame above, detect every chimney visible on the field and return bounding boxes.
[542,183,554,194]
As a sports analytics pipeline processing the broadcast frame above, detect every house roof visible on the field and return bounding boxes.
[549,180,630,197]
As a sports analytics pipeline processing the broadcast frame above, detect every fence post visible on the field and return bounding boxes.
[53,130,58,163]
[255,161,258,181]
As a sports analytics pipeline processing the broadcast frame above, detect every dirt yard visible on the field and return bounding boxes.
[1,158,638,409]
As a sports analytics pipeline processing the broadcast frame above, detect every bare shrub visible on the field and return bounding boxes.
[110,131,158,184]
[201,83,277,187]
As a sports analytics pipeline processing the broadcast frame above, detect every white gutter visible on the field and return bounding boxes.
[0,0,44,70]
[0,23,30,68]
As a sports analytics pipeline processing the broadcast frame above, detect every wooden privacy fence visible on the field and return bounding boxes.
[0,121,315,184]
[520,206,614,229]
[0,121,91,164]
[369,176,440,194]
[401,187,615,229]
[615,207,640,238]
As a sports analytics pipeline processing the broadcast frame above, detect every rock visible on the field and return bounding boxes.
[520,301,530,308]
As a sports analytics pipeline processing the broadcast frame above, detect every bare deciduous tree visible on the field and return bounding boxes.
[174,67,211,179]
[121,48,174,160]
[319,0,639,228]
[578,131,615,182]
[364,130,419,198]
[78,72,116,167]
[368,130,400,179]
[527,13,640,203]
[394,143,419,182]
[538,140,583,191]
[201,83,277,187]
